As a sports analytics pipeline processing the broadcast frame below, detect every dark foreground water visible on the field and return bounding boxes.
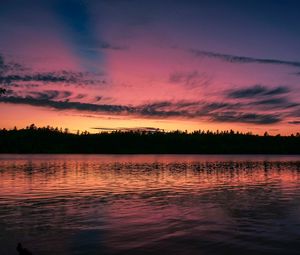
[1,155,300,255]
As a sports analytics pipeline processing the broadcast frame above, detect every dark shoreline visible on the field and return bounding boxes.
[1,127,300,154]
[1,152,300,155]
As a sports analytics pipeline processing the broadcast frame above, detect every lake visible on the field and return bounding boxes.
[0,154,300,255]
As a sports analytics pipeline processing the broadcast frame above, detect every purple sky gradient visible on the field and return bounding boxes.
[1,0,300,134]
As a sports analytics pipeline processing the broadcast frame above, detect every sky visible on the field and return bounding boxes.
[1,0,300,135]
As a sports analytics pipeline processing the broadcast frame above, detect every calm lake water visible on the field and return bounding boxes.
[1,155,300,255]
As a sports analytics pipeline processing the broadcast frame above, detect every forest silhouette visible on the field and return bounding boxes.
[0,124,299,154]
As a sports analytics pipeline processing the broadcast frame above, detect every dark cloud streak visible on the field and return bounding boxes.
[0,96,132,113]
[0,54,105,86]
[212,112,281,124]
[98,42,128,50]
[228,85,290,99]
[0,96,284,125]
[191,50,300,68]
[0,54,28,74]
[0,73,75,84]
[27,90,73,101]
[92,127,163,132]
[169,71,211,88]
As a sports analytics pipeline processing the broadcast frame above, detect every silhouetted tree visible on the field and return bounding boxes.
[0,124,299,154]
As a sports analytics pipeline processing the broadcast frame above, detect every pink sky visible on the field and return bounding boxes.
[1,0,300,135]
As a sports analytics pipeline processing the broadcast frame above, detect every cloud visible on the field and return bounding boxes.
[253,97,298,108]
[0,96,200,118]
[0,55,3,70]
[191,50,300,68]
[288,121,300,124]
[0,96,133,113]
[0,71,102,86]
[98,42,128,50]
[212,112,282,124]
[0,88,6,95]
[138,100,283,124]
[84,41,128,52]
[0,54,105,87]
[227,85,290,99]
[95,96,102,102]
[139,104,187,117]
[137,101,201,117]
[27,90,73,101]
[0,73,75,84]
[91,127,163,132]
[0,55,6,74]
[7,83,40,89]
[288,109,300,118]
[254,98,285,105]
[74,93,87,100]
[169,71,211,88]
[196,102,238,114]
[263,86,290,96]
[225,85,298,110]
[0,95,285,125]
[0,54,27,74]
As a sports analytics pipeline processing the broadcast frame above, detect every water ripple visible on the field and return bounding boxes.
[0,155,300,255]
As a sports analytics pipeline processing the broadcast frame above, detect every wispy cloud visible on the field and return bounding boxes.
[0,54,105,87]
[191,50,300,68]
[0,54,28,74]
[0,95,285,125]
[225,84,299,110]
[227,85,290,99]
[26,90,73,101]
[253,97,298,108]
[92,126,163,132]
[0,73,75,84]
[211,112,281,124]
[74,93,87,100]
[1,49,298,127]
[98,42,128,51]
[288,121,300,124]
[169,71,211,88]
[0,96,132,113]
[84,41,129,52]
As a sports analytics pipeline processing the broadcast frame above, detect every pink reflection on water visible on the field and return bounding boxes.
[0,155,300,254]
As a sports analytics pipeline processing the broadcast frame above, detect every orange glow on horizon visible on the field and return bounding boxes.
[0,103,298,136]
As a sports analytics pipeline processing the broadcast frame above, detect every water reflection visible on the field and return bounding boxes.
[0,155,300,255]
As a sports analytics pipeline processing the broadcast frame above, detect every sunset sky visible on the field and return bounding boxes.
[1,0,300,134]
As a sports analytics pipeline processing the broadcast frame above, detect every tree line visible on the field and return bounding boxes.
[0,124,299,154]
